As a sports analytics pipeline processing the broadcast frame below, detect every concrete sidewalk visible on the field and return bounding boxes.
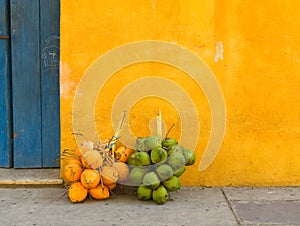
[1,169,300,225]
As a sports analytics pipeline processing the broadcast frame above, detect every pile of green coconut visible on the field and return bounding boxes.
[125,135,195,204]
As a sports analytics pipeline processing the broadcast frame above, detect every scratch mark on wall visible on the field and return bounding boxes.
[42,36,60,69]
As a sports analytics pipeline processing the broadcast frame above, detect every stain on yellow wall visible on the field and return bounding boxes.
[60,0,300,186]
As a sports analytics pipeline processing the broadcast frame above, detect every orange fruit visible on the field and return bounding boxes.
[107,182,117,191]
[113,161,130,182]
[101,165,119,186]
[67,157,82,165]
[74,149,83,158]
[79,140,94,153]
[68,182,88,203]
[114,146,133,163]
[64,162,83,182]
[80,169,101,189]
[81,150,103,169]
[89,185,110,200]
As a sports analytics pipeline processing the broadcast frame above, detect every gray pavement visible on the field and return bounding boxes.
[1,169,300,225]
[1,186,300,226]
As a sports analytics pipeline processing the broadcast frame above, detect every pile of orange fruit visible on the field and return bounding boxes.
[62,140,133,203]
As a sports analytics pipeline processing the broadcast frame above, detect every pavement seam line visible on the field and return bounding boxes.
[221,188,242,226]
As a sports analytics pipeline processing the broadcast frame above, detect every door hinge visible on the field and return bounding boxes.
[0,35,10,39]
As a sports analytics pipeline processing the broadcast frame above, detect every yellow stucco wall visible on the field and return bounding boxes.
[60,0,300,186]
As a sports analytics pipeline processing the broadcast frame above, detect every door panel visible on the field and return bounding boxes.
[0,0,12,167]
[40,0,60,167]
[10,0,42,167]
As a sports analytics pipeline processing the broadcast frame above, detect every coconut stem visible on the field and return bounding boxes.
[157,109,162,139]
[165,123,175,139]
[110,110,126,160]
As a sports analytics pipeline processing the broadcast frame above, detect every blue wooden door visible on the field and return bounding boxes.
[0,0,12,167]
[0,0,60,168]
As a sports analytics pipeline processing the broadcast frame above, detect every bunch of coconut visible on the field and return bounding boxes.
[62,140,133,203]
[126,135,196,205]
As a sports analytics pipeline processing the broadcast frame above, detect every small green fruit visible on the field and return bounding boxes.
[135,152,151,166]
[168,152,186,171]
[183,149,196,166]
[137,185,152,200]
[129,167,147,186]
[156,164,173,181]
[144,136,162,151]
[127,152,137,166]
[161,138,178,149]
[167,144,184,156]
[143,172,160,189]
[173,167,185,177]
[136,137,146,152]
[162,176,181,191]
[152,185,169,205]
[151,147,168,164]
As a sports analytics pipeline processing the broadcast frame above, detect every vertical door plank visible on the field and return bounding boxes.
[40,0,60,167]
[10,0,42,168]
[0,0,12,167]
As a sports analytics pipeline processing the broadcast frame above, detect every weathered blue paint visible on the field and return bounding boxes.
[10,0,42,168]
[1,0,60,168]
[40,0,60,167]
[0,0,12,167]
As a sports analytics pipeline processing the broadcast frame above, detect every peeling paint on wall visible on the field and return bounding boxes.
[214,41,223,62]
[59,61,76,99]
